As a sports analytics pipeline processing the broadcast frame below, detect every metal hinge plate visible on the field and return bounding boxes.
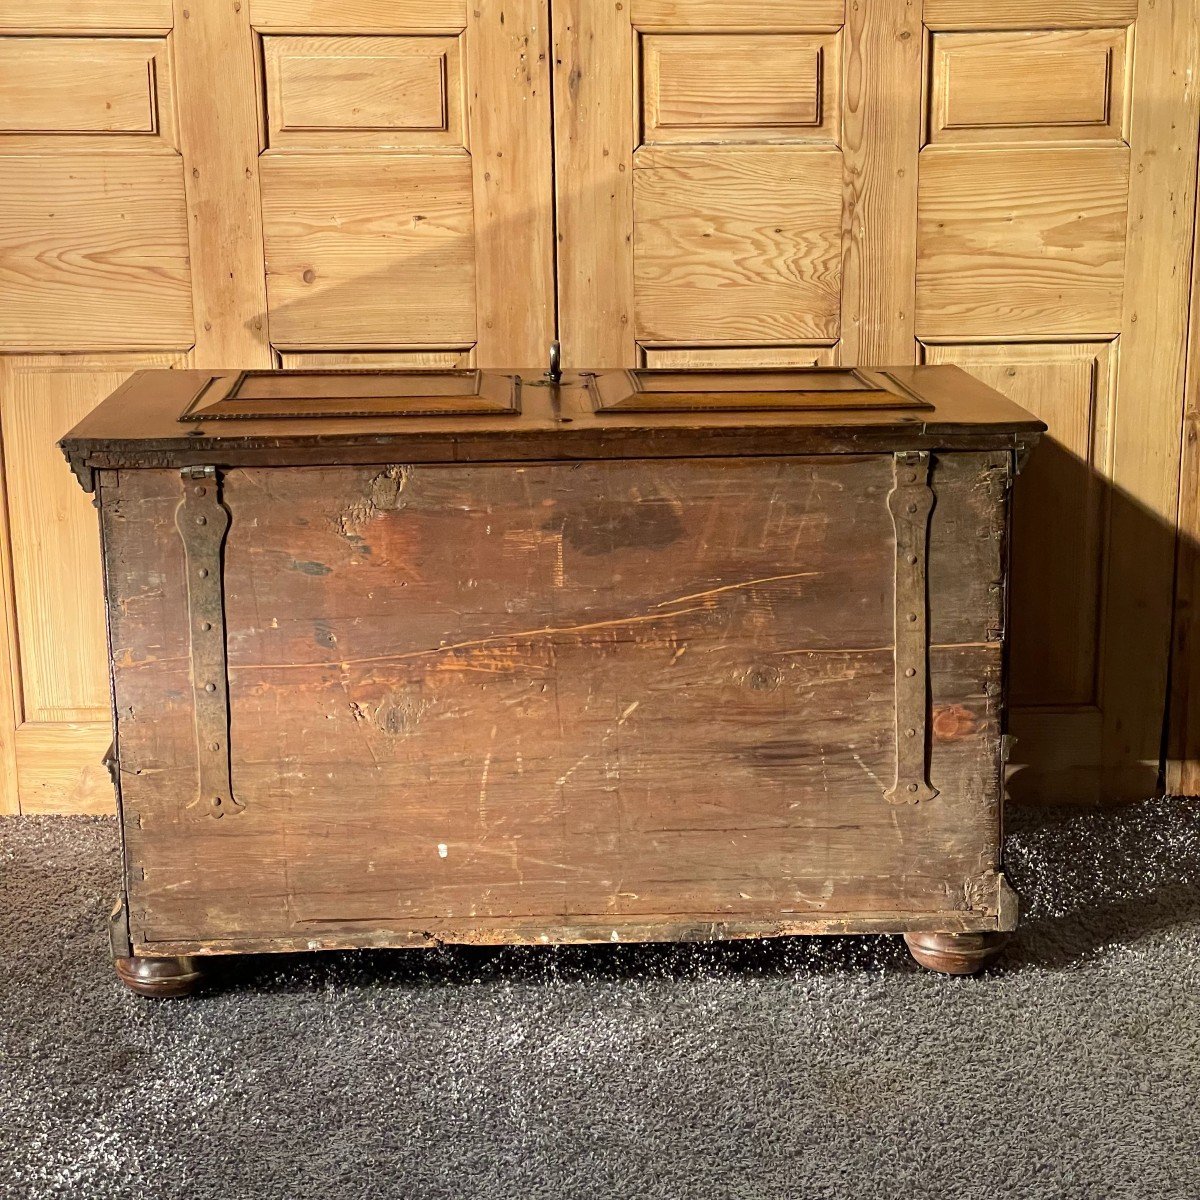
[176,466,242,818]
[886,451,938,805]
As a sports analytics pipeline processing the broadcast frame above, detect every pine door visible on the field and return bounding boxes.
[552,0,1200,802]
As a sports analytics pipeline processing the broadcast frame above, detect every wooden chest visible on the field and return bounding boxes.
[62,365,1043,994]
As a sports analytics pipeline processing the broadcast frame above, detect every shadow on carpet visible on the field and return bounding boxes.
[1,798,1198,1199]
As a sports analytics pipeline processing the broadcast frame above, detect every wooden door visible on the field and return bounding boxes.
[553,0,1200,802]
[0,0,553,812]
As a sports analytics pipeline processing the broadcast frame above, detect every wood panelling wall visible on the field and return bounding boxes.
[0,0,1196,812]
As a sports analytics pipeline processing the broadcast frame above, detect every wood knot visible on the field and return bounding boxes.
[742,665,781,693]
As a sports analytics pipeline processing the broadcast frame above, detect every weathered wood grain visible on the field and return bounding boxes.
[104,452,1007,951]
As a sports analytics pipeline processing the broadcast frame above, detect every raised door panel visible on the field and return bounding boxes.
[255,1,553,366]
[928,29,1130,145]
[640,344,838,368]
[262,35,463,151]
[0,36,178,151]
[279,349,473,369]
[641,33,839,144]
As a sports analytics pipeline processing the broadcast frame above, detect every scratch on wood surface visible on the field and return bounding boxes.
[464,843,589,876]
[852,752,887,794]
[230,603,715,672]
[478,725,497,821]
[653,571,817,608]
[555,753,592,787]
[617,701,639,725]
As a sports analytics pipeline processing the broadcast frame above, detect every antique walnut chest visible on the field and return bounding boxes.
[62,364,1043,994]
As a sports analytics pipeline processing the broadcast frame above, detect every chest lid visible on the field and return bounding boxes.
[61,364,1044,490]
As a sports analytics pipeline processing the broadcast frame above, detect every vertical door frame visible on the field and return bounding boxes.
[171,0,272,370]
[1167,117,1200,795]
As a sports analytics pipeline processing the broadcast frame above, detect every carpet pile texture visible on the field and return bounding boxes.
[2,798,1199,1199]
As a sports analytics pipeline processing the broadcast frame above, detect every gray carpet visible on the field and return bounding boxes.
[2,801,1199,1200]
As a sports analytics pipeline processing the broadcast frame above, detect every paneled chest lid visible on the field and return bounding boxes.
[61,364,1044,490]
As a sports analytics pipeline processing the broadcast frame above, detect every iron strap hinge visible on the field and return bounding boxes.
[886,451,938,805]
[176,466,242,818]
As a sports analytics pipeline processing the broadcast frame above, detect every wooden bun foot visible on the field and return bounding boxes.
[114,954,203,997]
[904,930,1010,975]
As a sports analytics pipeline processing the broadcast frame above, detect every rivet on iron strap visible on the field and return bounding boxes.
[886,451,938,805]
[176,466,242,818]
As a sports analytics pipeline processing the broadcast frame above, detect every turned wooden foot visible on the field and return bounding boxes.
[114,954,203,997]
[904,930,1010,975]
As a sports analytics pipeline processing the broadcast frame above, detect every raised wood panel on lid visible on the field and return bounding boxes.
[916,147,1128,337]
[633,146,842,343]
[0,37,177,151]
[278,348,473,368]
[929,29,1129,145]
[922,341,1114,707]
[641,33,838,145]
[250,0,466,34]
[0,0,171,33]
[924,0,1137,29]
[0,154,193,349]
[631,0,844,31]
[0,353,185,725]
[262,35,463,151]
[260,154,476,347]
[640,344,838,367]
